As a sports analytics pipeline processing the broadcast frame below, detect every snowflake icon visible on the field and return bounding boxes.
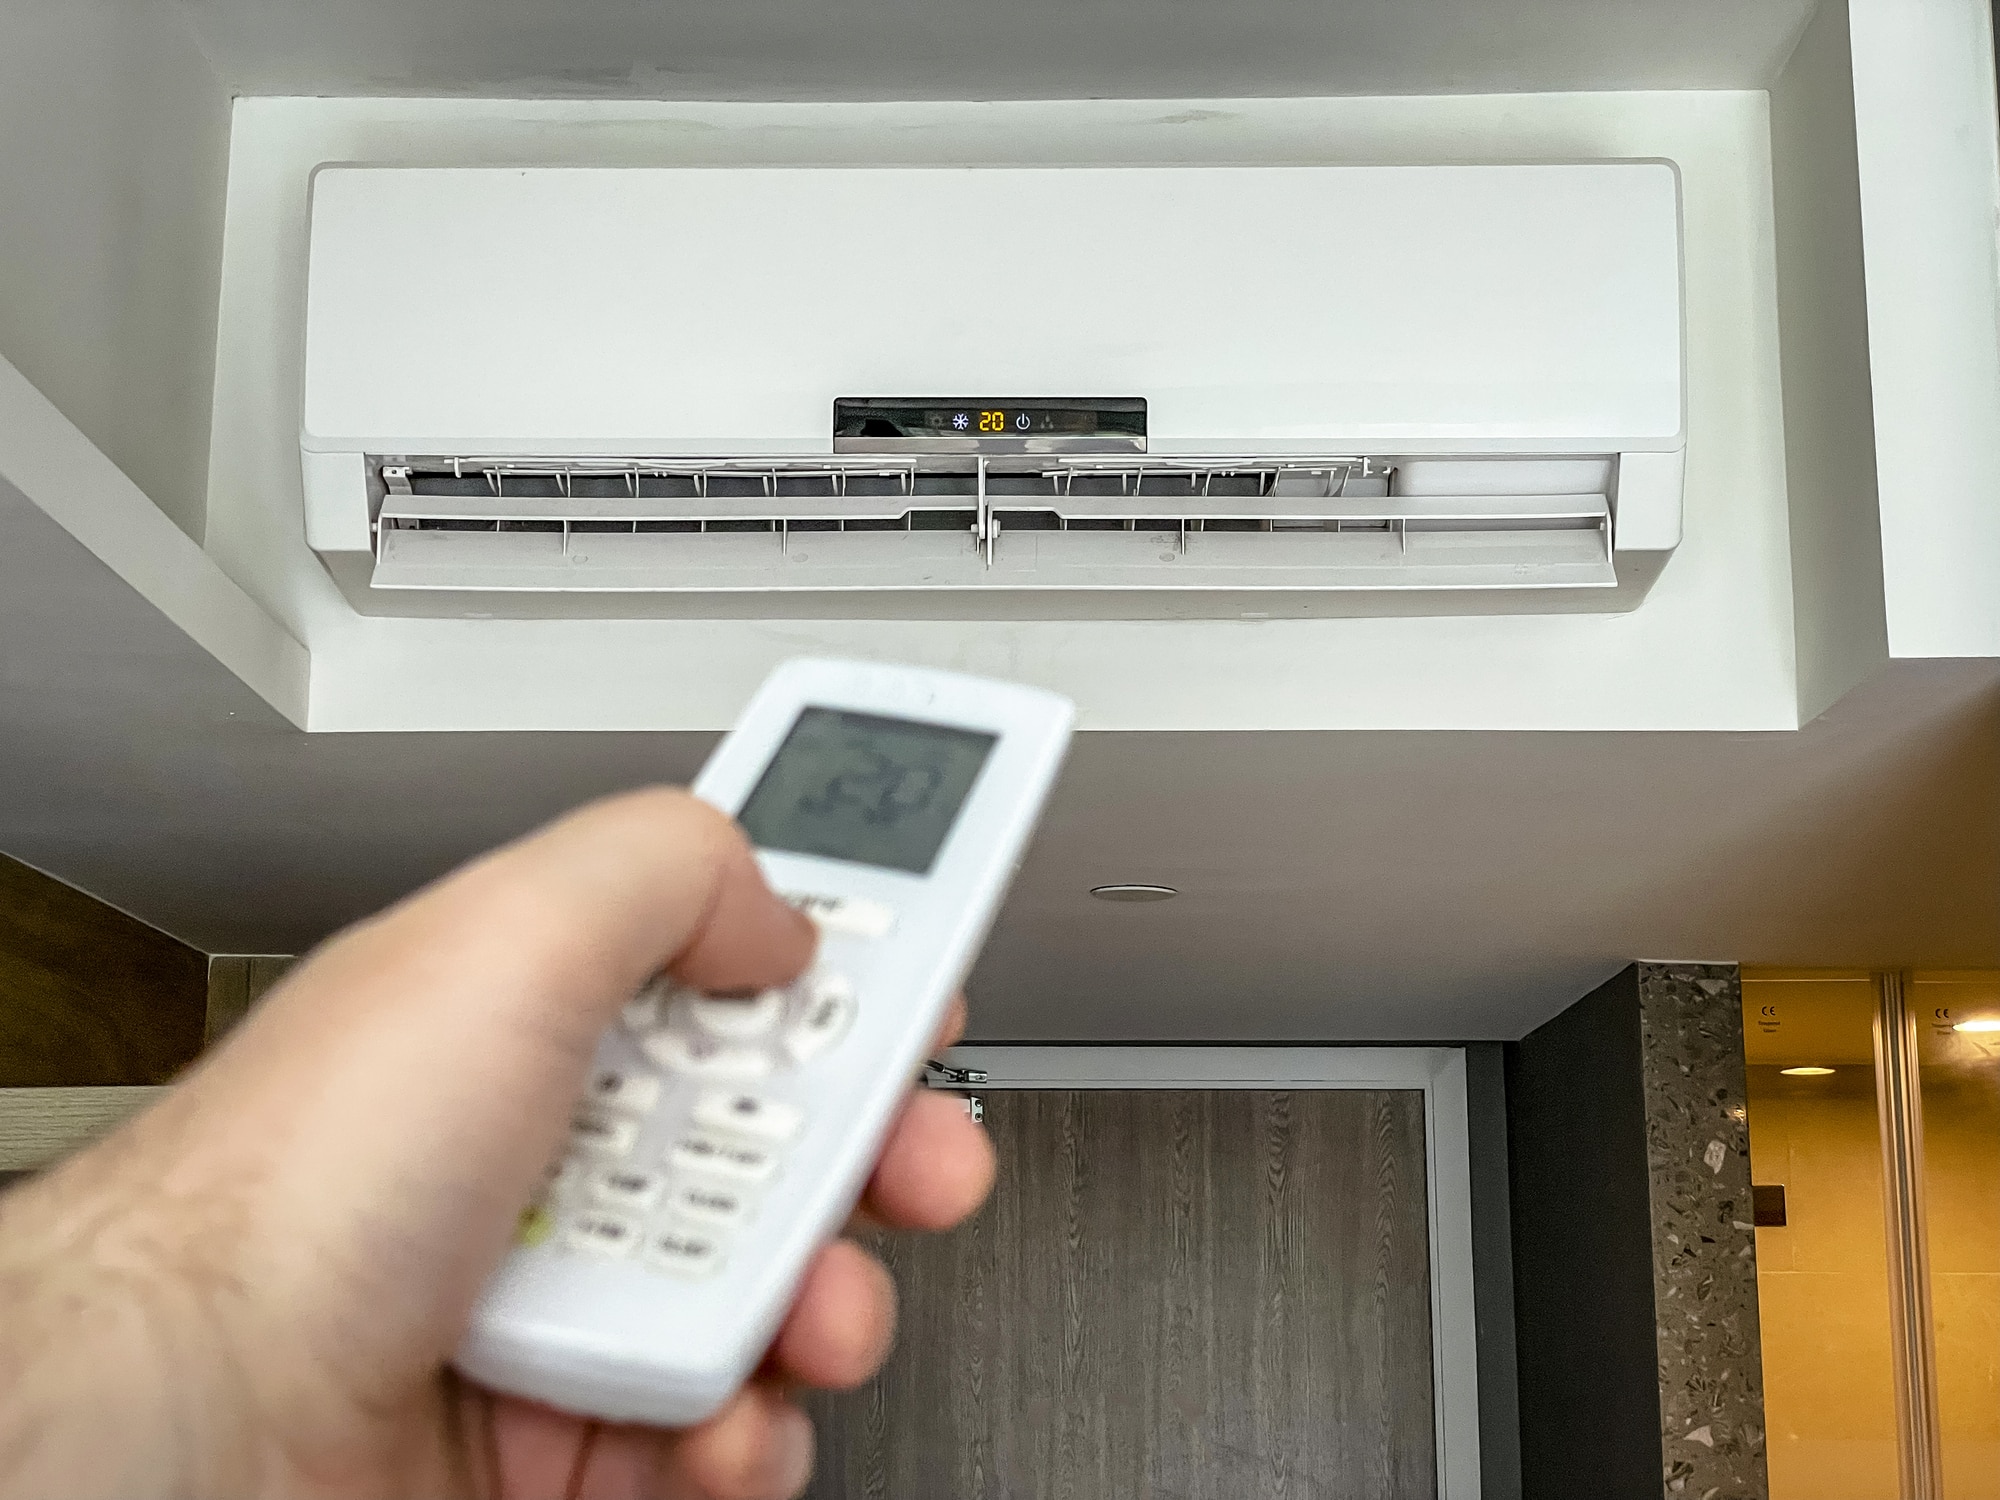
[951,412,969,430]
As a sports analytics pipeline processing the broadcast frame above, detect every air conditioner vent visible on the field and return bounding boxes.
[363,453,1618,596]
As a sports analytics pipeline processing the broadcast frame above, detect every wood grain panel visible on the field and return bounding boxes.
[204,955,295,1045]
[0,1085,160,1170]
[0,854,206,1085]
[807,1089,1435,1500]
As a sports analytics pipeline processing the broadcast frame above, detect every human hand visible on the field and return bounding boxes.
[0,789,995,1499]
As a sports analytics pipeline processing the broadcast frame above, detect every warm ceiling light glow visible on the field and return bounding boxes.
[1952,1018,2000,1033]
[1089,884,1178,903]
[1780,1066,1836,1076]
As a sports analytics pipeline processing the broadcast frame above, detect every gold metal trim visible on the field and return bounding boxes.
[1875,970,1943,1500]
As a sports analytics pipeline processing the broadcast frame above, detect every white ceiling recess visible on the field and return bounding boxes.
[8,323,1995,1041]
[171,0,1819,101]
[3,461,1995,1038]
[5,351,1996,1042]
[203,92,1799,734]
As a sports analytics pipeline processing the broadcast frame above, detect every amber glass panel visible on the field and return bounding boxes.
[1912,973,2000,1500]
[1743,972,1901,1499]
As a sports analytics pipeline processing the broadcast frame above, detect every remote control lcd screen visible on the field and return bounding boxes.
[738,708,998,875]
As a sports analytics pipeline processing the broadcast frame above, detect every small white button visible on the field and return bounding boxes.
[693,1091,803,1144]
[783,891,896,940]
[782,975,857,1064]
[570,1107,640,1158]
[670,1132,779,1184]
[564,1211,640,1258]
[546,1155,590,1200]
[678,989,786,1041]
[622,979,675,1035]
[668,1180,753,1227]
[585,1068,662,1115]
[646,1226,722,1277]
[591,1166,666,1213]
[641,1032,775,1080]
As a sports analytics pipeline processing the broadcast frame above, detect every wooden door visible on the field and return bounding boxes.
[806,1089,1437,1499]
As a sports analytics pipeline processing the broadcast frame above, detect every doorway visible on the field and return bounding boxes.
[804,1047,1481,1499]
[1743,970,2000,1500]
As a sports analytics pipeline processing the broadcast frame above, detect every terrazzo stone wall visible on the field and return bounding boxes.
[1508,962,1769,1500]
[1637,962,1769,1500]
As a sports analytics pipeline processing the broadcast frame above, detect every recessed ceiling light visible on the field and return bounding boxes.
[1089,884,1178,903]
[1953,1018,2000,1033]
[1780,1066,1836,1076]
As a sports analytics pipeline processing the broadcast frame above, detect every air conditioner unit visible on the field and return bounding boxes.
[300,162,1684,618]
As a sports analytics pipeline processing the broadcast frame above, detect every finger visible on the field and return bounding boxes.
[484,1393,600,1500]
[666,1383,816,1500]
[139,789,815,1391]
[255,787,812,1063]
[859,1088,997,1233]
[767,1239,897,1390]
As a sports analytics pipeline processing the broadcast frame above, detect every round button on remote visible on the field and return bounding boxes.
[677,989,786,1042]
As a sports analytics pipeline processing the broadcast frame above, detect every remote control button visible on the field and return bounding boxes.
[570,1107,640,1158]
[564,1211,640,1258]
[669,1132,779,1184]
[693,1090,803,1144]
[678,989,786,1041]
[782,891,897,940]
[591,1166,666,1213]
[782,975,856,1063]
[546,1155,590,1200]
[585,1068,662,1115]
[641,1031,775,1080]
[646,1226,722,1278]
[667,1180,753,1228]
[622,978,675,1036]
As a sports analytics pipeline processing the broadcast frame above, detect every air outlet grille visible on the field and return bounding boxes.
[368,455,1616,594]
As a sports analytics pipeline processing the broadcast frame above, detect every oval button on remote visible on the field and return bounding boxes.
[781,975,856,1064]
[693,1091,802,1143]
[641,1032,774,1080]
[679,989,785,1042]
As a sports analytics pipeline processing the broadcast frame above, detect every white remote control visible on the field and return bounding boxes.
[456,658,1074,1425]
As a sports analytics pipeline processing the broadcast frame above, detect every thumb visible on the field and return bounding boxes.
[133,788,815,1392]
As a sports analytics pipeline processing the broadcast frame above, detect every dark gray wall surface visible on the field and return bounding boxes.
[806,1089,1437,1499]
[1506,966,1664,1499]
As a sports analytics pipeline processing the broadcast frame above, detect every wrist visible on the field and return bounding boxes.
[0,1143,244,1499]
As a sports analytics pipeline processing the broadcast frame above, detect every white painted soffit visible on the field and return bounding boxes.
[0,352,308,725]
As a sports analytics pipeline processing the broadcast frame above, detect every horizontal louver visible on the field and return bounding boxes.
[368,454,1616,593]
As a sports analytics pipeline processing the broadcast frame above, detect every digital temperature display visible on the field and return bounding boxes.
[833,398,1146,453]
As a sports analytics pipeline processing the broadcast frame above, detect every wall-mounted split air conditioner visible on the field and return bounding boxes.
[300,162,1685,617]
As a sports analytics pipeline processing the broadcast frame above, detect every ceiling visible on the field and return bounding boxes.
[170,0,1820,102]
[9,0,1993,1045]
[7,465,1996,1044]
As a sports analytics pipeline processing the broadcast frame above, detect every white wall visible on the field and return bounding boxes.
[1769,0,1890,721]
[1848,0,2000,660]
[204,92,1801,733]
[0,0,231,541]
